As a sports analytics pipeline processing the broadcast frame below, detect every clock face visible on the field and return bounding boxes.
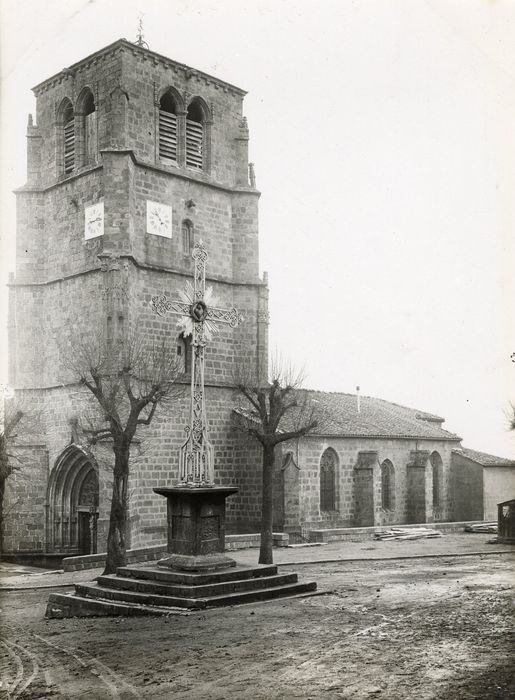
[84,202,104,240]
[146,200,172,238]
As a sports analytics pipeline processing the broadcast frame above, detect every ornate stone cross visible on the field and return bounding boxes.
[150,241,243,486]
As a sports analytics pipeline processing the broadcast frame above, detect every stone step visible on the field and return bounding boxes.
[46,592,182,619]
[97,572,299,598]
[75,578,317,610]
[196,580,318,608]
[75,583,206,609]
[117,563,278,586]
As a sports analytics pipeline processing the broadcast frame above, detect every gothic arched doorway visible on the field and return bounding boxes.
[46,445,99,555]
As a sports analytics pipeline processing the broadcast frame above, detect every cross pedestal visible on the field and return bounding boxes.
[154,487,238,571]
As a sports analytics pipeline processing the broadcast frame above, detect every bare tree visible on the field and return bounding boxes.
[65,334,182,574]
[234,357,318,564]
[0,401,38,554]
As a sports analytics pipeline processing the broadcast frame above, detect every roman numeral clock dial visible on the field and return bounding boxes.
[146,200,172,238]
[84,202,104,240]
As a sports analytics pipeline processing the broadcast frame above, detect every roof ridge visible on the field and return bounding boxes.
[303,388,444,419]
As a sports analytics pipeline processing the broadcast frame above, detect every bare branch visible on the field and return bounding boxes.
[136,398,159,426]
[233,352,318,446]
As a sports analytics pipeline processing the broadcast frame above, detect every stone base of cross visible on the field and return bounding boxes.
[150,241,243,486]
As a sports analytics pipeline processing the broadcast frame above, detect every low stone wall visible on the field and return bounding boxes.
[225,533,289,551]
[63,545,167,572]
[62,533,290,572]
[308,521,486,543]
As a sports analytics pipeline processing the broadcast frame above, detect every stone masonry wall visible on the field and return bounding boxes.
[127,390,264,550]
[3,446,48,553]
[449,453,484,521]
[284,436,457,532]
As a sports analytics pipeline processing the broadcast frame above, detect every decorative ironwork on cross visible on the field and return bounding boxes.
[150,241,244,486]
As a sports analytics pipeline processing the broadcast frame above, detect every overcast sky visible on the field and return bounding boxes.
[1,0,514,457]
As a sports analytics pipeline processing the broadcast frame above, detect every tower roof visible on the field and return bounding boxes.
[32,38,247,97]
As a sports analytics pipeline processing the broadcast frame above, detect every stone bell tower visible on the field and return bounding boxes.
[6,39,269,556]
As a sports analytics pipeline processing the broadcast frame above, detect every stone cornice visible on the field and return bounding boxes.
[8,255,267,290]
[14,151,260,197]
[32,39,246,98]
[14,164,103,194]
[12,380,244,392]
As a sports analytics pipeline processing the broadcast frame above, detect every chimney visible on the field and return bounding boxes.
[356,386,361,413]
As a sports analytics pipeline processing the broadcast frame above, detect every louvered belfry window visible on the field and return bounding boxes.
[83,90,96,165]
[159,92,178,163]
[320,448,337,512]
[186,102,204,170]
[63,103,75,175]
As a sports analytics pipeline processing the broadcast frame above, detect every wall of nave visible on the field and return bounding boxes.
[274,437,456,533]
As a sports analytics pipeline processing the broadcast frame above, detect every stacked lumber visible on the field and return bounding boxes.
[464,522,497,534]
[374,527,442,541]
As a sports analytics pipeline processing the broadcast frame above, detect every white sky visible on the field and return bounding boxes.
[1,0,514,457]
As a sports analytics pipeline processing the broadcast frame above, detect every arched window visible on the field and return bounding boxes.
[186,100,205,170]
[181,220,194,256]
[320,448,337,512]
[81,89,97,165]
[381,459,395,511]
[60,99,75,175]
[159,90,178,163]
[431,452,443,508]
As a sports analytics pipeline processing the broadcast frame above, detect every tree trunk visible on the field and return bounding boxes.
[0,476,5,555]
[259,443,275,565]
[103,446,129,575]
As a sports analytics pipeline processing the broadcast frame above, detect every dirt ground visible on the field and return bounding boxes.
[0,552,513,699]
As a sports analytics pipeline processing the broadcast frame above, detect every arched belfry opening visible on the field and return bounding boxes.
[159,89,179,163]
[186,99,209,170]
[57,97,75,176]
[46,445,99,555]
[76,87,97,166]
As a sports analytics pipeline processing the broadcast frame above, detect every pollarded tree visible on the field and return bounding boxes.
[66,334,182,574]
[234,358,318,564]
[0,396,42,554]
[0,404,25,553]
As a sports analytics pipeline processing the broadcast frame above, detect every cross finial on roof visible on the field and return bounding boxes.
[135,17,149,49]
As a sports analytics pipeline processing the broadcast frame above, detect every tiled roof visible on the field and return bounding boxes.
[299,391,461,440]
[453,447,515,467]
[234,390,461,441]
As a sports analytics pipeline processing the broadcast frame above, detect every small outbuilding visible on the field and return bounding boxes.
[450,447,515,521]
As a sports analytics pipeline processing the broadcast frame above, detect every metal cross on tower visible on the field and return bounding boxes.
[150,241,244,486]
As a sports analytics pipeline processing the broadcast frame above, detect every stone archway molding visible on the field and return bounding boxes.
[46,444,99,554]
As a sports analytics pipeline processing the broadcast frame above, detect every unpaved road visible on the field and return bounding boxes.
[0,553,513,699]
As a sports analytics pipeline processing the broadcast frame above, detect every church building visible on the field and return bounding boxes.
[4,39,513,558]
[6,38,268,556]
